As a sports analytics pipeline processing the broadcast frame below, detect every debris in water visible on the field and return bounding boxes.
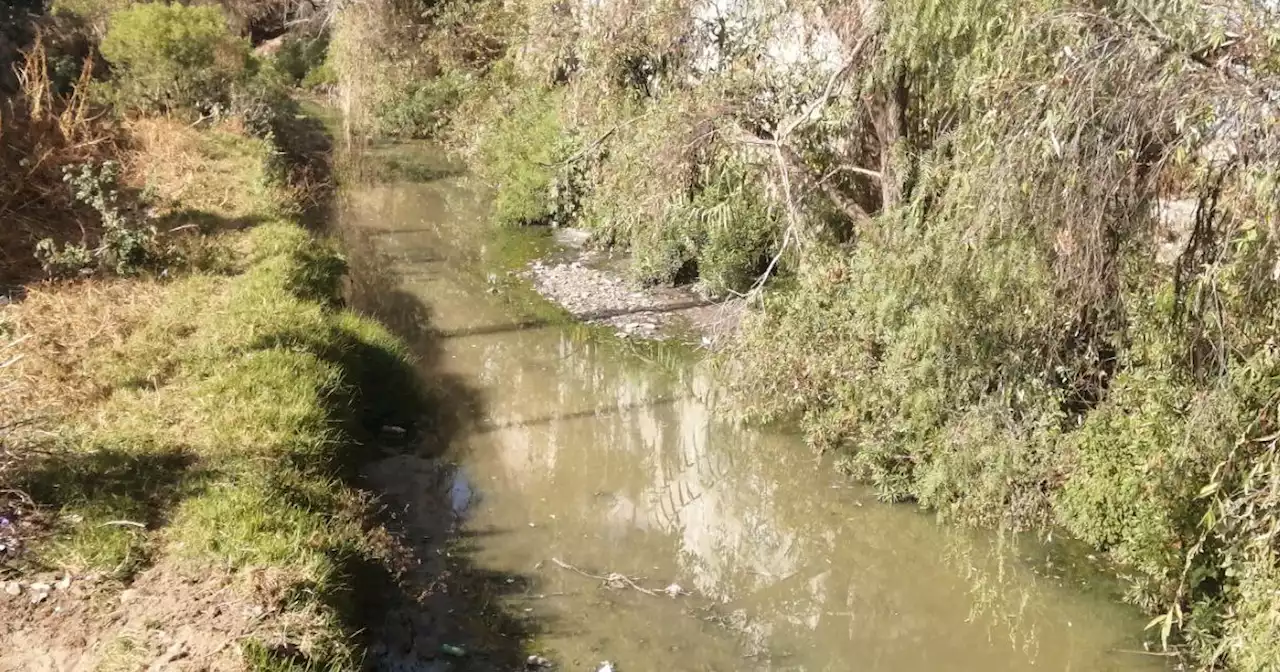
[663,583,685,598]
[596,662,615,672]
[525,654,553,668]
[440,644,467,657]
[380,425,406,437]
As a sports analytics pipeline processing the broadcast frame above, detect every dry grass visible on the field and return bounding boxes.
[0,33,119,287]
[125,117,294,225]
[3,280,165,422]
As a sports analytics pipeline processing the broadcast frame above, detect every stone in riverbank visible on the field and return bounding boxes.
[523,258,743,346]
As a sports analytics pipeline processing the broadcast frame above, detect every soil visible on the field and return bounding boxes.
[0,565,298,671]
[523,229,746,348]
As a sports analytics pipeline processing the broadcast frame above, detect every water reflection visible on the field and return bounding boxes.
[341,166,1168,672]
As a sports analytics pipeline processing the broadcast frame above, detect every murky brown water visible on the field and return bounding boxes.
[340,144,1171,672]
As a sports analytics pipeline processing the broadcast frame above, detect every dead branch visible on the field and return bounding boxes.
[550,557,676,597]
[728,35,876,297]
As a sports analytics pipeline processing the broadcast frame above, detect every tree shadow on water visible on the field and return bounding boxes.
[332,222,542,671]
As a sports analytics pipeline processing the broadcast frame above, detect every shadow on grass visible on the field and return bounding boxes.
[9,444,203,579]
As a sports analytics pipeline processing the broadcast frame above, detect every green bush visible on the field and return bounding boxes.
[372,72,468,139]
[37,161,161,277]
[473,88,573,226]
[100,3,249,113]
[273,33,331,86]
[630,161,780,295]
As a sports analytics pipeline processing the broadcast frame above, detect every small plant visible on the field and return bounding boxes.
[36,161,158,276]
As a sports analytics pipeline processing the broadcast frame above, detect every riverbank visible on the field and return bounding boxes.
[0,107,421,669]
[330,1,1280,667]
[521,230,745,346]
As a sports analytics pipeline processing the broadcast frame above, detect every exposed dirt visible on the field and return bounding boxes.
[523,230,745,348]
[0,565,306,672]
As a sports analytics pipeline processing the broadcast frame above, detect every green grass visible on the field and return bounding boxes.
[14,191,418,671]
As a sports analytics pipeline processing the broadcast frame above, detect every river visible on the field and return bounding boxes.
[336,141,1171,672]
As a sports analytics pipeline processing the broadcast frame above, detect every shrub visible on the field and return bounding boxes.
[36,161,160,277]
[372,71,468,138]
[473,88,574,226]
[99,3,249,113]
[630,160,780,295]
[272,33,330,86]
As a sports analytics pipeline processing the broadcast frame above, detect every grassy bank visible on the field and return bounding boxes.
[2,115,419,669]
[1,4,420,667]
[7,221,414,668]
[330,0,1280,667]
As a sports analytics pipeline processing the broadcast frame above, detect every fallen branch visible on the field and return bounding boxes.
[550,557,685,597]
[728,36,875,298]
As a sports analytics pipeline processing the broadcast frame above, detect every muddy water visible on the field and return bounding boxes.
[340,145,1169,672]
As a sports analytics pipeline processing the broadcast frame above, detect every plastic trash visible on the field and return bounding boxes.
[440,644,467,657]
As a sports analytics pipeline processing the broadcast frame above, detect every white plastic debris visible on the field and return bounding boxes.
[596,663,615,672]
[663,583,684,598]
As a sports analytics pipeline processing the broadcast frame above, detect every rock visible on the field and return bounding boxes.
[4,581,19,596]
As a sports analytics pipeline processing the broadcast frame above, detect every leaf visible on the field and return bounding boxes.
[1145,613,1169,633]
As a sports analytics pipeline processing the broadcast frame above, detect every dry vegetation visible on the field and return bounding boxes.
[0,34,114,286]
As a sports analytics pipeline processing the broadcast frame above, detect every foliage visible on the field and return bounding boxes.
[472,88,575,226]
[273,32,331,86]
[337,0,1280,665]
[99,3,249,114]
[371,71,468,139]
[36,161,159,277]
